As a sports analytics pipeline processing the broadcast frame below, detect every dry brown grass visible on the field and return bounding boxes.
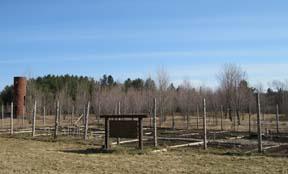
[0,137,288,174]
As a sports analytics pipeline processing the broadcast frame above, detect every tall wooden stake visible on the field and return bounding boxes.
[203,98,207,150]
[1,104,3,128]
[32,101,37,137]
[276,104,280,134]
[104,118,110,150]
[256,93,263,153]
[43,106,46,127]
[54,101,59,139]
[139,117,143,150]
[59,106,62,124]
[83,105,86,125]
[197,104,199,129]
[172,112,175,130]
[153,98,158,147]
[215,110,218,126]
[84,102,90,140]
[234,109,236,132]
[69,106,74,136]
[117,101,121,145]
[98,103,101,124]
[71,106,74,126]
[248,106,251,134]
[10,102,14,135]
[186,112,189,130]
[149,102,152,128]
[220,105,224,131]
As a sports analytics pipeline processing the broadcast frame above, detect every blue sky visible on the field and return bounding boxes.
[1,0,288,90]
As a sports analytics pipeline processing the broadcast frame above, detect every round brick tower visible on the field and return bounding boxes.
[13,77,27,118]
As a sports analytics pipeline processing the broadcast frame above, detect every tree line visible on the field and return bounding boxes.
[0,64,287,126]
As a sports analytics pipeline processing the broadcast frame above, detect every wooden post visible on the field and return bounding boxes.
[203,98,207,150]
[256,93,263,153]
[117,101,121,145]
[70,106,74,136]
[197,104,199,129]
[234,109,236,132]
[276,104,280,134]
[43,106,46,127]
[172,112,175,130]
[104,118,110,150]
[54,101,59,139]
[98,103,101,124]
[83,105,86,125]
[150,112,152,128]
[59,106,61,122]
[220,105,224,131]
[1,104,3,128]
[186,112,189,130]
[71,106,74,124]
[215,110,218,126]
[248,106,251,134]
[84,102,90,140]
[32,101,37,137]
[153,98,158,147]
[139,117,143,150]
[10,102,14,135]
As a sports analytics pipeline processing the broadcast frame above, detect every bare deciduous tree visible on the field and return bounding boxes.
[217,63,247,125]
[157,68,170,125]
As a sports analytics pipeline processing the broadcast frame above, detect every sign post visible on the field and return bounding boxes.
[100,114,147,150]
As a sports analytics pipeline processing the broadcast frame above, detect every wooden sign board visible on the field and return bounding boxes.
[110,120,138,138]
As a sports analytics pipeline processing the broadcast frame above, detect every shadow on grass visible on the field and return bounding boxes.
[222,151,253,157]
[61,148,115,155]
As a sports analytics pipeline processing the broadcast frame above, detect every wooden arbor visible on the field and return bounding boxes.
[100,114,147,150]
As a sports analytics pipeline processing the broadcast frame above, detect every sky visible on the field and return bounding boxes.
[1,0,288,90]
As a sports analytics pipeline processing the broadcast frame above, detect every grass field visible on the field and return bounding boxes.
[0,137,288,174]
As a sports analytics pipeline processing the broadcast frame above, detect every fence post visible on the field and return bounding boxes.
[84,102,90,140]
[43,106,46,127]
[220,105,224,131]
[104,118,110,150]
[248,106,251,134]
[153,98,158,147]
[71,106,74,125]
[139,117,143,150]
[186,112,189,130]
[59,106,62,124]
[256,93,263,153]
[83,105,86,125]
[172,112,175,130]
[1,104,3,128]
[203,98,207,150]
[10,102,14,135]
[54,101,59,139]
[276,104,280,134]
[117,101,121,145]
[197,104,199,129]
[32,101,37,137]
[215,110,218,126]
[98,103,101,124]
[234,109,237,132]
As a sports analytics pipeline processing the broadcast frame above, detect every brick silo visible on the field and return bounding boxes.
[13,77,27,118]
